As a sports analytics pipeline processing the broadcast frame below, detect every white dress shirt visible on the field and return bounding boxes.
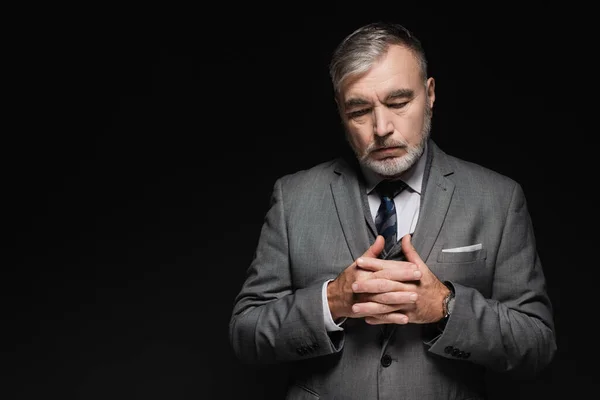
[321,147,427,331]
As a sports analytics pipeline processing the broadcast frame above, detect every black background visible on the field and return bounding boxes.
[3,5,597,399]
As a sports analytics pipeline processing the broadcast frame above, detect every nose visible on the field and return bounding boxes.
[373,107,394,137]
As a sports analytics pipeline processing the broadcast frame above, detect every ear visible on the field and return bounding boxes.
[426,77,436,108]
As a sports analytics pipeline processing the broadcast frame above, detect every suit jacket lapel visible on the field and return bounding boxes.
[411,141,456,263]
[330,159,371,261]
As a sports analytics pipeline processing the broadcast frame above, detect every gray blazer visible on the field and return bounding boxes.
[230,139,556,400]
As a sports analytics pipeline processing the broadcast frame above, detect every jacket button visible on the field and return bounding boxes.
[381,354,392,367]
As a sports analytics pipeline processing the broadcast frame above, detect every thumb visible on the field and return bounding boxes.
[401,234,425,268]
[361,235,385,259]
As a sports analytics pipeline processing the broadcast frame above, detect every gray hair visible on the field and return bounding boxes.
[329,22,428,97]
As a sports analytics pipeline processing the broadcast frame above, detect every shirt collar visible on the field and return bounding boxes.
[362,142,428,195]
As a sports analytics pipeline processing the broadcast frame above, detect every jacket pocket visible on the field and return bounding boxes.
[437,248,486,264]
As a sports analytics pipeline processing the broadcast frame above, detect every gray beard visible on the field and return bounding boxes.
[352,106,432,178]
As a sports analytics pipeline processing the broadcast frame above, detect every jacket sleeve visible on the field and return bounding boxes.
[427,182,557,378]
[229,178,343,365]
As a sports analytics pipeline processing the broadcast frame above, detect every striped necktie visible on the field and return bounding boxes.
[374,179,407,255]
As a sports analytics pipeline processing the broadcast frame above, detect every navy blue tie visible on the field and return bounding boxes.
[375,179,407,255]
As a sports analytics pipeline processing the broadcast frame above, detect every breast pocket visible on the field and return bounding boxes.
[437,248,487,263]
[433,246,490,295]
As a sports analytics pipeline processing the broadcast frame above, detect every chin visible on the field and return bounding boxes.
[363,156,410,177]
[363,144,424,176]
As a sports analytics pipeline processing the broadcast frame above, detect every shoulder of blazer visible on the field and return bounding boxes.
[274,157,355,192]
[278,158,358,185]
[428,139,518,189]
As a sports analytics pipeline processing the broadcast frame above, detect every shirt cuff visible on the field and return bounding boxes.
[322,279,345,331]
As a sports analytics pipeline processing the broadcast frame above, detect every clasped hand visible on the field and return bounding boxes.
[327,234,449,325]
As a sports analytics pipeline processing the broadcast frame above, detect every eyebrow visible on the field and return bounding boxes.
[386,88,414,101]
[344,88,415,109]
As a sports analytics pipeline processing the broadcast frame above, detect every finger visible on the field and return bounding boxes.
[368,265,422,282]
[361,235,385,259]
[355,256,390,272]
[352,301,400,316]
[365,312,409,325]
[352,278,417,296]
[363,316,389,325]
[356,255,418,273]
[367,291,418,305]
[401,234,426,269]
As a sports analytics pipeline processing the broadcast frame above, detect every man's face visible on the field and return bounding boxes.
[339,45,435,178]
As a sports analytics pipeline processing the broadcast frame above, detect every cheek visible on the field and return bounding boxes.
[393,114,424,141]
[346,126,372,151]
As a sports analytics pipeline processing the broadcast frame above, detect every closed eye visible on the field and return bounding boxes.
[346,101,409,119]
[389,102,408,109]
[346,109,370,119]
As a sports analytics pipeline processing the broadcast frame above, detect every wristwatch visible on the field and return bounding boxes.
[441,282,455,321]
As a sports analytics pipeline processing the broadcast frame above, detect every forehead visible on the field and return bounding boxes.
[341,45,423,101]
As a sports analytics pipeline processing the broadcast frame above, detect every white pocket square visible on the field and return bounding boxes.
[441,243,482,253]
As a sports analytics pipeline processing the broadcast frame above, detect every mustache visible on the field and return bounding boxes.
[366,139,408,153]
